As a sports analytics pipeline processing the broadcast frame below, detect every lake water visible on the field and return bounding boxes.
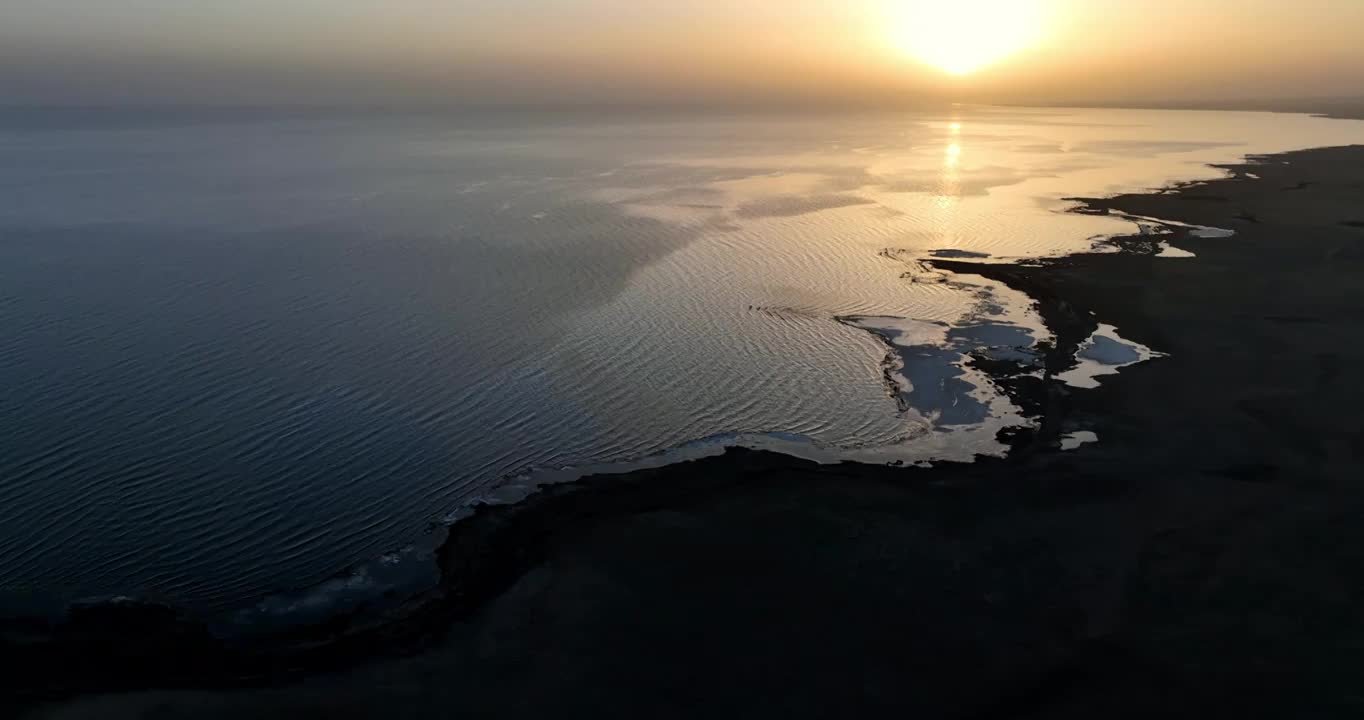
[3,106,1362,622]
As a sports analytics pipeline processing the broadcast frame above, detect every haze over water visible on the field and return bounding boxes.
[3,106,1363,619]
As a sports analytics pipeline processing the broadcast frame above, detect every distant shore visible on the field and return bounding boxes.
[1004,97,1364,121]
[13,145,1364,719]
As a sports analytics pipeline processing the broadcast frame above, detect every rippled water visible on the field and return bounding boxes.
[3,106,1362,618]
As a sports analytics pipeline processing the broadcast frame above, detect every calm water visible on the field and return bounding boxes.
[3,106,1362,621]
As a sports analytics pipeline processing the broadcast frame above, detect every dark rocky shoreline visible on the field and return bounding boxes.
[11,145,1364,718]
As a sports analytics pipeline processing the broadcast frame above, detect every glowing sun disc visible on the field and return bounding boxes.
[894,0,1046,75]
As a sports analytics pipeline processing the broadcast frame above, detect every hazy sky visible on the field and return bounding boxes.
[2,0,1362,107]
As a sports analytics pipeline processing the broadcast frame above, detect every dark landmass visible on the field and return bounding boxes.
[11,146,1364,719]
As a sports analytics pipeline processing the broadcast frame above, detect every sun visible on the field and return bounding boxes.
[892,0,1047,76]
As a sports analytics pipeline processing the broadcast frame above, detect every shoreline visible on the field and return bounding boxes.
[12,145,1364,717]
[1000,99,1364,122]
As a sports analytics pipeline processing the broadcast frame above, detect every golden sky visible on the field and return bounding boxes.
[3,0,1362,106]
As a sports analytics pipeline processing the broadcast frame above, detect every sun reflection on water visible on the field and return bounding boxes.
[937,121,963,205]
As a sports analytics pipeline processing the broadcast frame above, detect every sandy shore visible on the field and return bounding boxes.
[11,145,1364,719]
